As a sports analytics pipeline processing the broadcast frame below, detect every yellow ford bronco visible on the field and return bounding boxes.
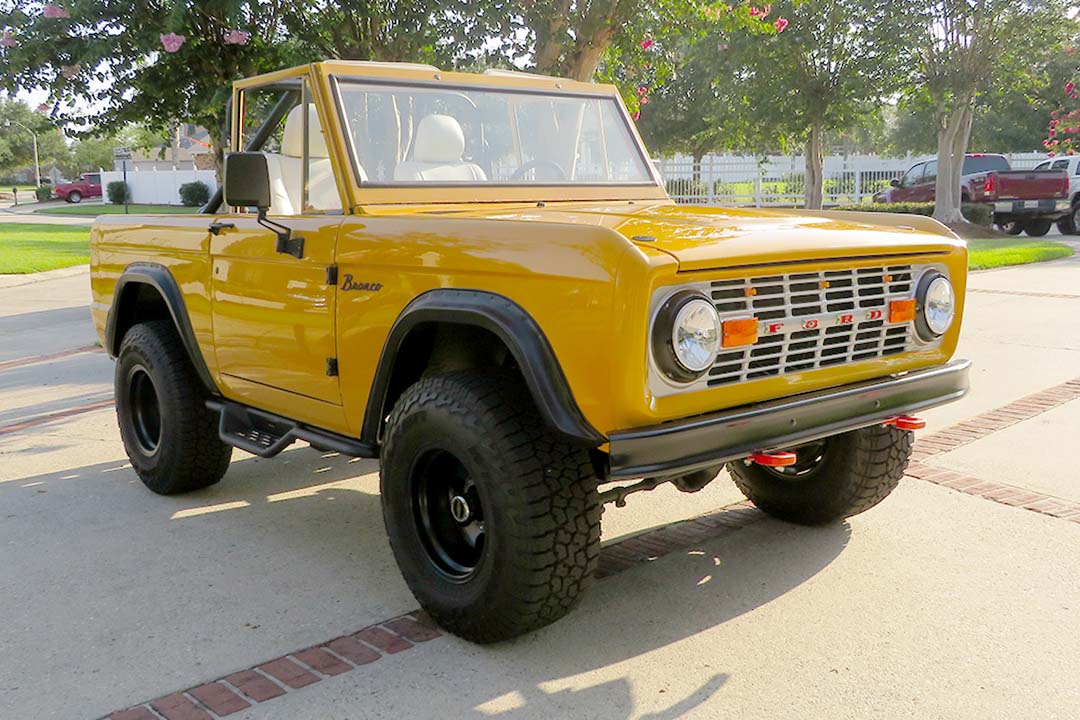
[91,61,969,643]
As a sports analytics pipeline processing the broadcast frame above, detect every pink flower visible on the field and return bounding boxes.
[640,96,650,105]
[60,63,80,79]
[637,85,648,96]
[1049,151,1056,157]
[1044,139,1051,147]
[774,17,789,32]
[1050,119,1059,126]
[1066,81,1075,95]
[749,6,763,16]
[223,29,250,45]
[36,103,49,113]
[632,110,640,120]
[640,38,654,50]
[1050,128,1057,137]
[160,32,186,53]
[0,30,17,48]
[42,4,70,18]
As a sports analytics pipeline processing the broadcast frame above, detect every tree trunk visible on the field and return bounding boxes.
[692,150,705,185]
[805,124,825,210]
[932,99,975,225]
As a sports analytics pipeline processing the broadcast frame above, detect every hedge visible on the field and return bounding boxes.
[178,180,211,207]
[106,180,131,204]
[834,202,993,227]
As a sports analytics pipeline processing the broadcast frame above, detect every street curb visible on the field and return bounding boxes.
[0,263,90,289]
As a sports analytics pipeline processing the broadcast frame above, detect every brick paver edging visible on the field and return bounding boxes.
[103,501,766,719]
[905,376,1080,523]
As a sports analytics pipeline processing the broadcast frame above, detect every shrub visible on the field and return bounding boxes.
[179,180,211,207]
[106,180,130,204]
[834,202,992,226]
[35,186,54,202]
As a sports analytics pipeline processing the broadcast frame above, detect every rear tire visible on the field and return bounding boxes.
[380,370,601,643]
[67,190,82,204]
[997,221,1024,235]
[728,425,912,526]
[1024,220,1052,237]
[115,320,232,494]
[1060,204,1080,236]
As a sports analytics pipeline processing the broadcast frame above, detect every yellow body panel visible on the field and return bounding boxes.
[89,61,968,447]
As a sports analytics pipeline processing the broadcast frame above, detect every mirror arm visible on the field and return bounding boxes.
[257,208,304,259]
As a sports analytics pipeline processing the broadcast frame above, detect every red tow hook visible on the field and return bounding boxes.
[882,415,926,431]
[748,451,798,467]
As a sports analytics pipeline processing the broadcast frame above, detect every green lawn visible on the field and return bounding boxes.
[967,238,1074,271]
[35,203,200,216]
[0,223,91,274]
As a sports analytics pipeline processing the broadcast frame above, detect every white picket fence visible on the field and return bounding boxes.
[99,167,218,205]
[653,152,1049,207]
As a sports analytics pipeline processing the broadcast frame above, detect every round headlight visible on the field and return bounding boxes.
[652,291,721,382]
[916,272,955,340]
[673,299,721,372]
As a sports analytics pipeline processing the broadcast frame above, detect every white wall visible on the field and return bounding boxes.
[99,167,217,205]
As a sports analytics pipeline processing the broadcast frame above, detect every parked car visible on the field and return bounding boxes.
[1031,156,1080,234]
[91,61,970,643]
[53,172,102,203]
[874,154,1071,236]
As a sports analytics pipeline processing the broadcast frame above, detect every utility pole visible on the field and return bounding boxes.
[6,120,41,187]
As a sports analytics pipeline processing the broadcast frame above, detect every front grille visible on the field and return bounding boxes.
[705,264,924,387]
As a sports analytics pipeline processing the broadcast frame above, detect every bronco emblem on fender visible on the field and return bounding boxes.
[341,274,383,292]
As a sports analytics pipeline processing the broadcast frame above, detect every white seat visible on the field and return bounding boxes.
[393,115,487,182]
[264,105,346,215]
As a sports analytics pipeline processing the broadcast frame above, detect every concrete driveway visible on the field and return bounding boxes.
[1,255,1078,720]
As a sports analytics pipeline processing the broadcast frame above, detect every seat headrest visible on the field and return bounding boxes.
[282,105,331,159]
[412,115,465,164]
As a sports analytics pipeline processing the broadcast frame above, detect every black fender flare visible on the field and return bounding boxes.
[105,262,219,394]
[361,289,606,447]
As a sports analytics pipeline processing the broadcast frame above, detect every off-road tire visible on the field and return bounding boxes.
[66,190,82,204]
[728,425,913,526]
[115,320,232,494]
[1024,220,1052,237]
[380,370,601,643]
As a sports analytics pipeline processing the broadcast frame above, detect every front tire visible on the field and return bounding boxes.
[116,320,232,494]
[1024,220,1052,237]
[380,371,601,643]
[728,425,912,526]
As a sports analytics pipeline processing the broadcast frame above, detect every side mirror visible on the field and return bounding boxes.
[890,178,900,187]
[224,152,271,210]
[222,151,304,259]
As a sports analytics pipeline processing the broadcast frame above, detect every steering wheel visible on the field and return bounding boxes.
[509,160,567,181]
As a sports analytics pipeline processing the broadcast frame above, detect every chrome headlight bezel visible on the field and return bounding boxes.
[915,271,955,341]
[651,290,722,382]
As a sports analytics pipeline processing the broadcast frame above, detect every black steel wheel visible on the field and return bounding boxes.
[380,370,600,643]
[116,320,232,494]
[728,425,912,525]
[412,449,486,580]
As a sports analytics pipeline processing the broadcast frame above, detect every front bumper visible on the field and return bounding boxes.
[608,359,971,479]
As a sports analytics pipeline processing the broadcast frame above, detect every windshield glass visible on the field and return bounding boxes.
[333,81,653,186]
[962,155,1009,174]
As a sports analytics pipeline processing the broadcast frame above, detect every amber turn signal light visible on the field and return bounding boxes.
[722,317,759,347]
[889,298,917,323]
[883,415,926,431]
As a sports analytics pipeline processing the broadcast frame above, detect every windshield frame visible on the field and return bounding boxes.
[326,70,667,205]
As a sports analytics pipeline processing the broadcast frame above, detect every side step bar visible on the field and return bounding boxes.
[206,399,378,459]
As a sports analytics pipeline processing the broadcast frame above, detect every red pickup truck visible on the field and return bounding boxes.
[874,154,1071,236]
[53,173,102,204]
